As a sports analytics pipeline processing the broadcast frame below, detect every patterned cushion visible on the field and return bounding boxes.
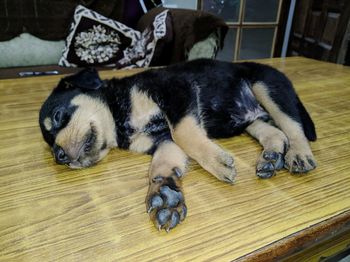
[59,5,169,68]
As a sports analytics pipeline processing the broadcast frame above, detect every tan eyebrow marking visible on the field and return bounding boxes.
[43,117,52,131]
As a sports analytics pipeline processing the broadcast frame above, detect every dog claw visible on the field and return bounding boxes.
[308,158,317,169]
[284,153,317,174]
[173,167,183,178]
[223,175,235,184]
[180,204,187,220]
[152,176,164,183]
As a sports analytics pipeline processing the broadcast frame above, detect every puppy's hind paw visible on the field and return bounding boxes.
[256,150,284,179]
[284,151,317,174]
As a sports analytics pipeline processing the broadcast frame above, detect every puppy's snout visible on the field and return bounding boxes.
[53,145,70,165]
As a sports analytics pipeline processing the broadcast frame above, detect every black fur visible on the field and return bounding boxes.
[40,58,316,156]
[296,96,317,141]
[39,74,102,146]
[241,62,317,141]
[101,59,316,144]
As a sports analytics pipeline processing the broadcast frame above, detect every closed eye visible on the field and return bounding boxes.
[52,108,64,128]
[84,134,93,153]
[84,125,96,153]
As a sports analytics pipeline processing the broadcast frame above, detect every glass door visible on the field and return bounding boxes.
[201,0,283,61]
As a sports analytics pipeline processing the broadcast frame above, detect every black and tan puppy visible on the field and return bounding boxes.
[39,59,317,231]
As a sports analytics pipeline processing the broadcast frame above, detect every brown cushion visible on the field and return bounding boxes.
[137,7,228,65]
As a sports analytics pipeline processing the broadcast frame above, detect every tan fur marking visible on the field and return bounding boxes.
[246,119,287,153]
[149,141,188,179]
[130,87,160,130]
[251,83,309,146]
[171,116,236,183]
[129,133,154,153]
[55,94,116,163]
[43,117,52,131]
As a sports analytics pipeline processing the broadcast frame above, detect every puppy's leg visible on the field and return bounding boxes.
[171,115,236,184]
[138,77,236,183]
[251,83,317,173]
[146,141,188,232]
[139,83,235,183]
[246,119,288,178]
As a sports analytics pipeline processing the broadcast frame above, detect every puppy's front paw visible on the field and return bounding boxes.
[199,150,236,184]
[216,152,237,184]
[146,172,187,232]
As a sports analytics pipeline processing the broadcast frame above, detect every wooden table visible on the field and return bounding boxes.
[0,57,350,261]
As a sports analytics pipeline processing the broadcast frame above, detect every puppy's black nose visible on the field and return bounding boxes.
[53,145,70,164]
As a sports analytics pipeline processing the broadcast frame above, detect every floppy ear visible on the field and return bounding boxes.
[60,68,103,90]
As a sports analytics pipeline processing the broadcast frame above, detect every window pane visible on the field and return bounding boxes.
[244,0,279,22]
[202,0,240,23]
[238,28,275,60]
[162,0,197,9]
[216,28,236,61]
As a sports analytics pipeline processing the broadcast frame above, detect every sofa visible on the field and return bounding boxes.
[0,0,228,79]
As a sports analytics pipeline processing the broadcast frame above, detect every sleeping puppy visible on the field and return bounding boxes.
[39,59,317,232]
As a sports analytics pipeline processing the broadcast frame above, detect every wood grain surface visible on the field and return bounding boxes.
[0,57,349,261]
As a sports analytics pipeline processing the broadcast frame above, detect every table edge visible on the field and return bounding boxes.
[235,210,350,261]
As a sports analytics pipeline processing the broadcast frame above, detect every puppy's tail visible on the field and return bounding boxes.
[296,96,317,141]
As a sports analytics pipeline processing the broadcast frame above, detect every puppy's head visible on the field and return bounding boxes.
[39,68,117,169]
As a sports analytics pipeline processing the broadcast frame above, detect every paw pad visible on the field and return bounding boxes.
[147,177,187,232]
[256,150,285,179]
